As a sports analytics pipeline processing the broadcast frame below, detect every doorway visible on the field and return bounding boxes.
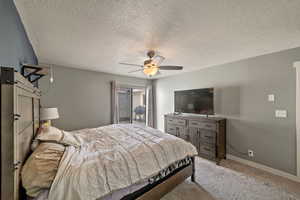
[117,87,146,125]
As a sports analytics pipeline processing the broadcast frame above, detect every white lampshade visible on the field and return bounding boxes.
[40,108,59,120]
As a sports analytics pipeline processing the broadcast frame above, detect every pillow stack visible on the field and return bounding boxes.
[22,126,81,198]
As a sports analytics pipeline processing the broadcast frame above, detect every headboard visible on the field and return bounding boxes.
[1,67,41,200]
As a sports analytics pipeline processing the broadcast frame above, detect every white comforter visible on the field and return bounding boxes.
[48,124,197,200]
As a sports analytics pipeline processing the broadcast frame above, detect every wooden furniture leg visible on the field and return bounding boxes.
[191,156,196,182]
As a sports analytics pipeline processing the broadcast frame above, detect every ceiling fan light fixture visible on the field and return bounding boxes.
[143,66,158,76]
[120,50,183,76]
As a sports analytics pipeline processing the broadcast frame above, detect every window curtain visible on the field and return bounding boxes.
[146,84,154,127]
[111,81,119,124]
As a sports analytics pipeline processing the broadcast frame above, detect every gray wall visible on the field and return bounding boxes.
[154,47,300,175]
[0,0,37,71]
[40,66,149,131]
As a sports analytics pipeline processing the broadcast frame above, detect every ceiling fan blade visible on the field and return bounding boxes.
[128,69,144,73]
[159,66,183,70]
[153,55,165,65]
[119,62,143,67]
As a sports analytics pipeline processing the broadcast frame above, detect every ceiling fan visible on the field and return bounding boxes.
[119,50,183,77]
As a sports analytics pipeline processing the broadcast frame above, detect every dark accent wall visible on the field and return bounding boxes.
[0,0,37,71]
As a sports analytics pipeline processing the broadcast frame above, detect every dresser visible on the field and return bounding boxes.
[164,114,226,164]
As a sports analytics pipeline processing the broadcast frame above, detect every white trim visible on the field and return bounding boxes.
[293,62,300,68]
[227,154,300,183]
[294,62,300,178]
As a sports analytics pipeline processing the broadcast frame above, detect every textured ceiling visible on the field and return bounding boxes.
[14,0,300,79]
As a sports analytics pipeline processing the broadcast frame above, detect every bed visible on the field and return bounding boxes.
[0,67,197,200]
[24,124,197,200]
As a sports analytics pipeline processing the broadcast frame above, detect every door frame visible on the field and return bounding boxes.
[117,84,146,124]
[117,87,133,123]
[294,61,300,177]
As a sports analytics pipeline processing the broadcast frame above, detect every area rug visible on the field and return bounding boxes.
[162,157,299,200]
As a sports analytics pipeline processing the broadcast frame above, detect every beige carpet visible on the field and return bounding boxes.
[162,157,300,200]
[162,181,214,200]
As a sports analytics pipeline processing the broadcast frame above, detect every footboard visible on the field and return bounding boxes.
[122,156,195,200]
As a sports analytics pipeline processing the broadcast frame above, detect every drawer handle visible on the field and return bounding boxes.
[206,124,213,128]
[205,136,212,138]
[169,128,174,131]
[192,123,198,125]
[204,147,211,151]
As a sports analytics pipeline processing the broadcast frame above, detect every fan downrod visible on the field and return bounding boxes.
[147,50,155,59]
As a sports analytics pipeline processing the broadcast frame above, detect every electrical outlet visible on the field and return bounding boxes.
[275,110,287,118]
[248,150,254,157]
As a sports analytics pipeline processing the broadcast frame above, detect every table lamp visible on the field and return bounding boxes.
[40,107,59,126]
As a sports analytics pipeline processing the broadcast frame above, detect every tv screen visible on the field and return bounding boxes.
[174,88,214,115]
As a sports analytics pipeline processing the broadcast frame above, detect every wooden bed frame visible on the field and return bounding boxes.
[0,67,195,200]
[1,67,41,200]
[122,157,195,200]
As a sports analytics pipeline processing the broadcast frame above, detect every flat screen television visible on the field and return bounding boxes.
[174,88,214,115]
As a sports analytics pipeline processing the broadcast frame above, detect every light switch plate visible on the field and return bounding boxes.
[268,94,275,102]
[275,110,287,118]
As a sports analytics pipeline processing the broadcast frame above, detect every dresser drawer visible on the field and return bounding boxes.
[176,119,186,126]
[167,117,186,126]
[199,143,215,159]
[189,120,216,131]
[199,129,216,144]
[166,125,177,135]
[166,117,176,124]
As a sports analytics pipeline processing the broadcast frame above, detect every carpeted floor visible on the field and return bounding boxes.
[162,157,300,200]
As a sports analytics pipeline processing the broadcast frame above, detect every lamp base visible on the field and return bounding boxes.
[42,120,51,127]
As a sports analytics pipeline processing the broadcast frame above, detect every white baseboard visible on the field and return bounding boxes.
[226,154,300,183]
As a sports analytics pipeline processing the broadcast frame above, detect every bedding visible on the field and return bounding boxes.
[22,142,65,197]
[48,124,197,200]
[30,157,193,200]
[23,126,82,197]
[34,126,82,147]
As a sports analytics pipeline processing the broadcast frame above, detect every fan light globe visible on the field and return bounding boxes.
[143,66,158,76]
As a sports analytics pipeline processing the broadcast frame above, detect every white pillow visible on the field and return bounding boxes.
[35,126,81,148]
